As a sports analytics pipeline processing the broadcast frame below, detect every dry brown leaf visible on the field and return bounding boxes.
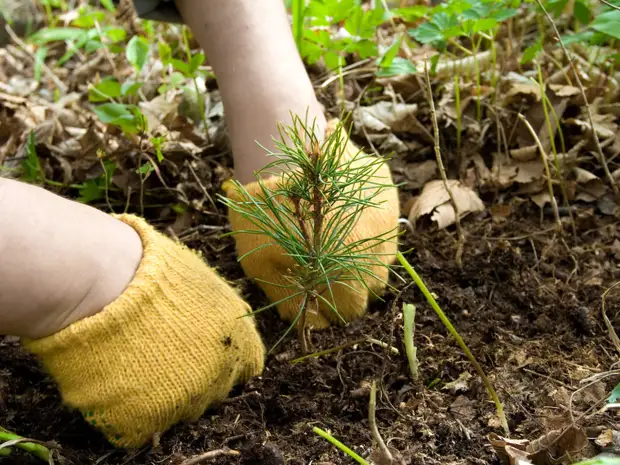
[353,101,418,133]
[548,84,580,97]
[531,191,552,208]
[510,145,539,162]
[442,372,472,394]
[528,426,589,465]
[403,159,438,189]
[408,179,484,229]
[503,82,541,106]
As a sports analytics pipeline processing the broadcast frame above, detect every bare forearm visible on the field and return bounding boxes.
[175,0,326,184]
[0,178,141,338]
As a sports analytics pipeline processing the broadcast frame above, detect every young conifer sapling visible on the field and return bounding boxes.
[220,115,397,354]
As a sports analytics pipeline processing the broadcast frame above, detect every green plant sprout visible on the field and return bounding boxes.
[0,427,52,462]
[220,115,397,354]
[396,250,509,435]
[403,303,419,381]
[312,427,371,465]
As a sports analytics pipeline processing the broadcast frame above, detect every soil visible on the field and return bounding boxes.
[2,184,619,464]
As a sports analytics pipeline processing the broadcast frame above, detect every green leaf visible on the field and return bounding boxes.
[546,0,569,16]
[472,17,498,32]
[29,27,86,44]
[561,29,595,44]
[126,36,150,72]
[100,0,116,12]
[93,103,145,134]
[393,5,429,20]
[89,77,122,102]
[591,10,620,40]
[104,27,126,43]
[22,131,44,182]
[608,383,620,404]
[77,179,104,203]
[170,58,190,76]
[33,47,48,82]
[72,9,106,28]
[376,57,417,77]
[410,22,444,43]
[377,37,402,69]
[492,7,519,21]
[521,39,542,64]
[573,0,591,24]
[158,41,172,64]
[189,53,205,74]
[121,81,142,96]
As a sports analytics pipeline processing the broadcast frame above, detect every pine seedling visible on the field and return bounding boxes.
[220,115,398,354]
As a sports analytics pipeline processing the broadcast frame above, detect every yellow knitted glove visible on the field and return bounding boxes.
[22,215,265,448]
[226,119,399,329]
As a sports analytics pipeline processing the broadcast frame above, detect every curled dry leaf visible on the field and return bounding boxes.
[408,179,484,229]
[352,101,418,133]
[490,426,589,465]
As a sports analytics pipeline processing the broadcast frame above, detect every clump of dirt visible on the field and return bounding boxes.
[2,200,618,464]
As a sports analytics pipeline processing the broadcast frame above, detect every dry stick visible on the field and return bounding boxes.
[369,381,393,465]
[598,0,620,11]
[4,24,67,93]
[423,58,464,268]
[517,114,563,233]
[534,0,619,196]
[179,448,240,465]
[601,282,620,356]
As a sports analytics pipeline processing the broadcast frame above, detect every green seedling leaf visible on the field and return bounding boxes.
[545,0,569,16]
[170,58,190,76]
[158,41,172,65]
[93,103,145,134]
[29,27,86,44]
[22,131,44,183]
[471,17,497,33]
[33,47,48,82]
[72,9,106,28]
[85,39,103,54]
[121,81,142,97]
[151,136,166,162]
[137,161,154,176]
[608,383,620,404]
[377,36,402,69]
[100,0,116,12]
[591,10,620,40]
[410,22,444,43]
[189,53,205,74]
[573,0,591,24]
[492,7,519,21]
[104,27,126,43]
[393,5,429,20]
[126,36,150,72]
[561,29,595,44]
[89,77,122,102]
[376,57,417,77]
[77,179,104,203]
[521,38,542,64]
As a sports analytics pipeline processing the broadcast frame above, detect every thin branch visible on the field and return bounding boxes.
[598,0,620,10]
[517,113,562,233]
[602,282,620,356]
[4,24,67,93]
[533,0,619,195]
[369,381,393,465]
[423,58,464,267]
[179,448,240,465]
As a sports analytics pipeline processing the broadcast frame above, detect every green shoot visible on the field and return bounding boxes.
[0,427,52,462]
[221,115,397,354]
[396,251,509,435]
[312,427,371,465]
[403,303,419,381]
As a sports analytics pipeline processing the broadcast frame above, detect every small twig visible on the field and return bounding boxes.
[517,114,562,233]
[602,282,620,356]
[186,161,219,214]
[598,0,620,11]
[533,0,619,195]
[369,381,393,465]
[423,58,464,267]
[179,448,240,465]
[4,24,67,93]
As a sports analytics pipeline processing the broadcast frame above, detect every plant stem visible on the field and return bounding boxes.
[312,427,371,465]
[396,251,510,435]
[0,430,51,462]
[403,303,418,381]
[534,0,619,196]
[517,113,562,233]
[454,74,462,164]
[369,381,393,465]
[424,58,464,268]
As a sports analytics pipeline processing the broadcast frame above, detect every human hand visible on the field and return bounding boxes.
[22,215,265,448]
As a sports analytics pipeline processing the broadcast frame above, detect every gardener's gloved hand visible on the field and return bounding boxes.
[22,215,265,448]
[226,119,399,329]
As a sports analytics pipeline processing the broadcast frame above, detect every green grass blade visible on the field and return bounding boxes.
[312,427,370,465]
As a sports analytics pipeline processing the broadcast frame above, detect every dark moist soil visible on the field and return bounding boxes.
[2,187,620,465]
